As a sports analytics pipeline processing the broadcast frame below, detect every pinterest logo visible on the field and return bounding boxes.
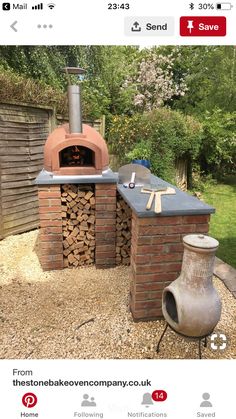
[22,393,37,408]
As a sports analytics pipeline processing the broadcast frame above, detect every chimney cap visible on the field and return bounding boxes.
[62,67,85,75]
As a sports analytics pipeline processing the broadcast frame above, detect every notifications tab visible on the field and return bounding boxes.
[180,16,226,36]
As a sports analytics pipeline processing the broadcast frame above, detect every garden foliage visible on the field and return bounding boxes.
[108,109,202,182]
[0,45,139,119]
[0,45,235,180]
[124,51,187,111]
[0,65,67,114]
[200,110,236,176]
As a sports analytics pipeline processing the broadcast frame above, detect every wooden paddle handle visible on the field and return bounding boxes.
[146,191,154,210]
[130,172,136,183]
[154,192,162,214]
[128,172,136,189]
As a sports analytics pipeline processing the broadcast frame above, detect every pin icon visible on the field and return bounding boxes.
[22,393,37,408]
[187,20,194,33]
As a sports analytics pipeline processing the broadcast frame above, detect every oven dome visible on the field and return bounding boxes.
[44,123,109,175]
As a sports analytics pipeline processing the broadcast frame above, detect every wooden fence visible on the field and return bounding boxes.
[0,101,103,240]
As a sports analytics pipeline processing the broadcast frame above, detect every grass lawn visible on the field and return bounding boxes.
[202,176,236,268]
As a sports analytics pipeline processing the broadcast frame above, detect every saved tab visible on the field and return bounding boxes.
[180,16,226,36]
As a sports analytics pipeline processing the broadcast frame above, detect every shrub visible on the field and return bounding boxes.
[0,65,92,119]
[125,140,152,161]
[107,108,202,182]
[107,114,141,155]
[0,65,66,112]
[200,109,236,177]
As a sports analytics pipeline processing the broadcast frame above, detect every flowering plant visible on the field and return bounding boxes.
[124,50,187,112]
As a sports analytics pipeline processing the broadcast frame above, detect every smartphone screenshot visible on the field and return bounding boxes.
[0,0,235,418]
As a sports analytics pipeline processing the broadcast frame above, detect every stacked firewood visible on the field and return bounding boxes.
[61,184,95,268]
[116,195,131,265]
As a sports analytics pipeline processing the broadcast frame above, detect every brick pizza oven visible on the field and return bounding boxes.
[36,66,216,323]
[36,67,117,271]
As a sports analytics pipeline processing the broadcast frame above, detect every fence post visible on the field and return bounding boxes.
[100,115,106,138]
[49,106,57,133]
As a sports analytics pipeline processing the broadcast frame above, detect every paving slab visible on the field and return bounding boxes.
[214,257,236,298]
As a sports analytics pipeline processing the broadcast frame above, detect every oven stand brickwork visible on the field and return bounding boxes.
[38,185,64,271]
[116,194,132,265]
[130,213,210,321]
[95,183,117,268]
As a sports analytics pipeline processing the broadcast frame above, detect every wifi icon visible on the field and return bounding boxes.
[47,3,55,9]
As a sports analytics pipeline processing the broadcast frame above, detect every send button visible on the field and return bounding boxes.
[125,17,174,36]
[146,22,168,31]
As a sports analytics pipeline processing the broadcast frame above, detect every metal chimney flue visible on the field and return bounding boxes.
[63,67,85,134]
[68,85,82,133]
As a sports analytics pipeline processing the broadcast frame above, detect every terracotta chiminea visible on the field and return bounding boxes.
[162,234,222,337]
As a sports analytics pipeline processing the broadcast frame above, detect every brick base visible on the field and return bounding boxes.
[38,185,63,271]
[95,184,117,268]
[130,213,210,321]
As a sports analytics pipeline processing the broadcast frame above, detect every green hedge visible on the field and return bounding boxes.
[0,65,92,118]
[200,109,236,177]
[107,108,202,182]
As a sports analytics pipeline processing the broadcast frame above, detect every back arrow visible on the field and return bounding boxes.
[10,21,18,32]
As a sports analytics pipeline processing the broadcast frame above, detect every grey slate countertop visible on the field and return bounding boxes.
[35,169,215,217]
[35,169,118,185]
[117,174,215,217]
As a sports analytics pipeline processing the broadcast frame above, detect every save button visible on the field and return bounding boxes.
[180,16,226,36]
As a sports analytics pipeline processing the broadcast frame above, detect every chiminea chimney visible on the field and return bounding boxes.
[63,67,85,134]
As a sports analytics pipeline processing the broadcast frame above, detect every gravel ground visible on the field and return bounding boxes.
[0,230,235,359]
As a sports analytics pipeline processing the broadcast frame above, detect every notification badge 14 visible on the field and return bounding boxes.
[152,390,168,402]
